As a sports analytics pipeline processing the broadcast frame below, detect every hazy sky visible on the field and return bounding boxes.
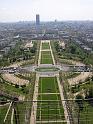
[0,0,93,22]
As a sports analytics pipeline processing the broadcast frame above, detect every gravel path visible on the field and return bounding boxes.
[30,74,39,124]
[68,72,92,85]
[60,59,85,66]
[38,41,42,65]
[2,73,29,86]
[57,76,70,124]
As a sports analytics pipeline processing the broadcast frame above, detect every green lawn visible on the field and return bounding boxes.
[39,77,59,93]
[0,105,9,124]
[36,101,65,121]
[38,94,61,101]
[36,77,65,122]
[42,42,50,50]
[41,51,53,64]
[74,101,93,124]
[14,102,27,124]
[35,67,59,72]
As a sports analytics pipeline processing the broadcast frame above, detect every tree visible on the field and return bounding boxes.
[15,84,19,88]
[75,94,84,124]
[85,87,93,99]
[85,87,93,106]
[70,45,76,54]
[75,94,84,111]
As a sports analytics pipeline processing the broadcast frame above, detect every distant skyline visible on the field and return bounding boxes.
[0,0,93,22]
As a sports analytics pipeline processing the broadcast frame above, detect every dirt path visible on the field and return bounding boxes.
[2,73,29,86]
[57,76,70,124]
[4,102,12,123]
[8,59,34,68]
[38,93,60,95]
[30,74,39,124]
[60,59,85,66]
[36,120,67,123]
[68,72,92,85]
[38,41,42,65]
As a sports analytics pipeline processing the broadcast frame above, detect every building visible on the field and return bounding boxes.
[36,14,40,26]
[59,40,66,49]
[24,41,33,48]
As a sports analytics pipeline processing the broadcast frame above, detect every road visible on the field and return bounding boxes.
[0,64,93,74]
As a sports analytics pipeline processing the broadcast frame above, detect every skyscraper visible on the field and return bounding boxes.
[36,14,40,26]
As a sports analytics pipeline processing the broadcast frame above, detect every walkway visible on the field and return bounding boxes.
[57,76,70,124]
[30,74,39,124]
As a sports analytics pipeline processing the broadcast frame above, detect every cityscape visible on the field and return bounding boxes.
[0,0,93,124]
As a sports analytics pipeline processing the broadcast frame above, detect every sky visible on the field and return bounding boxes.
[0,0,93,22]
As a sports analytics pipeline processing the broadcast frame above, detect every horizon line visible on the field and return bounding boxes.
[0,20,93,23]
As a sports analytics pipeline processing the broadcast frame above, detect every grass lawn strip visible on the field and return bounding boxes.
[42,42,50,50]
[36,67,59,72]
[36,41,65,123]
[39,77,59,93]
[40,77,43,121]
[36,77,65,122]
[37,94,64,121]
[41,53,52,64]
[54,77,61,120]
[41,51,53,64]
